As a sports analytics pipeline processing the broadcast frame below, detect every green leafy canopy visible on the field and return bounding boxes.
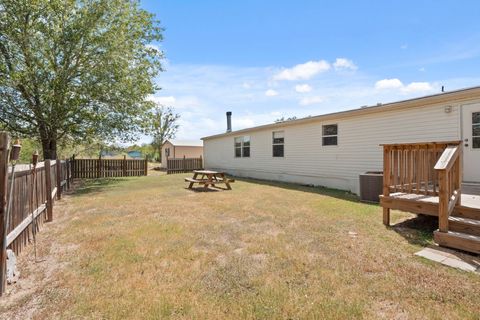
[0,0,164,158]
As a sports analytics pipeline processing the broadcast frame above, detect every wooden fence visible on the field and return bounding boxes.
[72,157,148,178]
[0,133,73,295]
[166,156,203,174]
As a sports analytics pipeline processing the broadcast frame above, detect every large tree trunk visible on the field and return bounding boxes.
[41,139,57,160]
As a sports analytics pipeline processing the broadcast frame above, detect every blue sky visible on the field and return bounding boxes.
[140,0,480,140]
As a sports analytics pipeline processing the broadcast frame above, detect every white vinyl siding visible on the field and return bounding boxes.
[204,101,467,194]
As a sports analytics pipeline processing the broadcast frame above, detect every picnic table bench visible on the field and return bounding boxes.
[185,170,235,190]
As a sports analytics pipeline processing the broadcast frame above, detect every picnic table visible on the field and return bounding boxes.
[185,170,234,190]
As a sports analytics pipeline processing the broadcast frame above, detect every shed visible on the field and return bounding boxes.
[161,140,203,168]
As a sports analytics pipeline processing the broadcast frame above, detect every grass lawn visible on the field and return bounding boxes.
[1,173,479,319]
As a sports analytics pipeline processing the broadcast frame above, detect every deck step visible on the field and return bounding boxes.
[452,205,480,220]
[434,230,480,255]
[448,216,480,237]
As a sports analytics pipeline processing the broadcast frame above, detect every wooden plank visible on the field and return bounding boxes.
[379,195,439,216]
[437,170,449,232]
[434,230,480,254]
[6,203,46,247]
[0,132,9,295]
[380,140,461,147]
[45,160,53,222]
[434,145,460,171]
[56,159,62,200]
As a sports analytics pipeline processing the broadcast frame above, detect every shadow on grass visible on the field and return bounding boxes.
[71,178,128,196]
[234,176,439,247]
[233,176,363,204]
[391,215,437,247]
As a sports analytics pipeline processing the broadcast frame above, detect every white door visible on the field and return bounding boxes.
[462,103,480,182]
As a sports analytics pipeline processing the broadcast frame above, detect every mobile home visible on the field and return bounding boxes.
[202,87,480,195]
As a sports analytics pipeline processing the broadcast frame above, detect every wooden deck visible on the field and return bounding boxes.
[382,191,480,212]
[380,142,480,255]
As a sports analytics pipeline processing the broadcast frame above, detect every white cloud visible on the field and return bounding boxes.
[400,44,408,50]
[273,60,330,81]
[242,82,251,89]
[295,84,312,93]
[375,78,404,90]
[265,89,279,96]
[402,82,433,93]
[148,95,176,106]
[375,79,434,93]
[299,96,324,106]
[333,58,358,71]
[419,67,426,72]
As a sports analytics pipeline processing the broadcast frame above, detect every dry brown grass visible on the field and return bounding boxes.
[1,174,479,319]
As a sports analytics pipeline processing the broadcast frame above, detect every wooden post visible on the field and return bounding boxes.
[97,155,102,179]
[123,155,127,177]
[144,158,148,176]
[166,154,169,174]
[71,154,75,179]
[183,155,186,173]
[199,155,203,169]
[66,159,70,190]
[0,132,10,295]
[438,169,449,232]
[457,146,462,207]
[382,146,391,226]
[56,159,62,200]
[45,159,53,222]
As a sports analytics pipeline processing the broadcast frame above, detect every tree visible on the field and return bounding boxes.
[275,116,297,123]
[148,106,179,163]
[0,0,163,159]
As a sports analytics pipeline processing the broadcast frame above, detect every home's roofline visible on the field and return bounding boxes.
[201,85,480,140]
[162,139,203,147]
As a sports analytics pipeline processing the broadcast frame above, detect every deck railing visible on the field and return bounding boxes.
[381,141,462,227]
[434,143,462,232]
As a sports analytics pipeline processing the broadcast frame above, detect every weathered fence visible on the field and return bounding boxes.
[72,157,148,178]
[166,156,203,174]
[0,133,73,295]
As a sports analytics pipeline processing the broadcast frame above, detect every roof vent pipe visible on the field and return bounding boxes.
[226,111,232,132]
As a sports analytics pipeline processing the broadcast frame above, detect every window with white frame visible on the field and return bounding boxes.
[234,136,250,157]
[165,147,170,157]
[322,124,338,146]
[272,131,284,157]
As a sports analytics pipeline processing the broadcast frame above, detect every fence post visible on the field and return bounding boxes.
[123,155,127,177]
[144,158,148,176]
[183,155,186,173]
[45,159,53,222]
[97,155,102,179]
[71,154,75,179]
[199,155,203,169]
[56,159,62,200]
[0,132,10,295]
[66,159,70,190]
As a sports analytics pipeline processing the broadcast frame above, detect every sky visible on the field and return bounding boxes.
[140,0,480,141]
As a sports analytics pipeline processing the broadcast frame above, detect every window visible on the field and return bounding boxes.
[322,124,338,146]
[165,148,170,157]
[234,136,250,157]
[272,131,284,157]
[473,112,480,149]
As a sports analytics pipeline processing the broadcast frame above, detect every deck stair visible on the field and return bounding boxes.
[380,141,480,255]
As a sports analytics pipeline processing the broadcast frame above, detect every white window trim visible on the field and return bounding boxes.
[322,124,338,146]
[234,136,251,158]
[272,131,285,158]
